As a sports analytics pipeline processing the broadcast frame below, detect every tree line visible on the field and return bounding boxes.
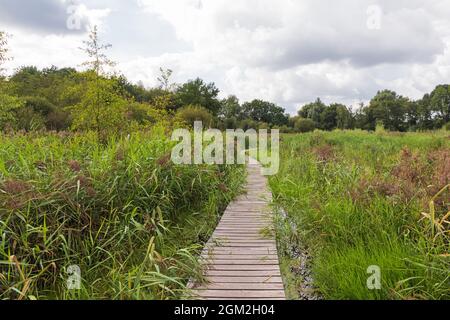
[1,28,449,138]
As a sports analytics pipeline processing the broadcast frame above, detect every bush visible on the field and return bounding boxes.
[239,119,258,131]
[295,118,316,133]
[445,122,450,131]
[23,96,56,116]
[176,105,213,128]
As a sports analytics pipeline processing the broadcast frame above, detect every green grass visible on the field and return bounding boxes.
[0,126,245,300]
[270,130,450,300]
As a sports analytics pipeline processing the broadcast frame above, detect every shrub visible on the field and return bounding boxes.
[23,96,56,116]
[0,94,23,131]
[176,105,213,127]
[445,122,450,131]
[295,118,316,133]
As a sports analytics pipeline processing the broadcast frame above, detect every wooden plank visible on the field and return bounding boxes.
[192,290,286,299]
[208,265,280,271]
[193,283,285,290]
[202,255,279,260]
[206,260,279,265]
[189,159,285,300]
[204,276,284,283]
[205,270,281,277]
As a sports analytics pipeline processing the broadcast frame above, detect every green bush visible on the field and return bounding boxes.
[176,105,213,128]
[294,118,316,133]
[445,122,450,131]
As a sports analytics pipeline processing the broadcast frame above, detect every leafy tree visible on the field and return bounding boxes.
[369,90,408,132]
[430,85,450,126]
[78,26,118,138]
[298,98,326,125]
[175,78,221,115]
[335,104,354,129]
[242,99,288,127]
[320,104,338,130]
[354,103,376,131]
[71,78,128,135]
[219,95,242,119]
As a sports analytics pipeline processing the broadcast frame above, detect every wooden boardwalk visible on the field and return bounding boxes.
[189,160,286,300]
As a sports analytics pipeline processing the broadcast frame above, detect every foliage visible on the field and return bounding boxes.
[271,130,450,300]
[242,99,289,127]
[176,105,213,128]
[0,129,245,300]
[0,31,10,76]
[0,94,23,131]
[174,78,221,115]
[294,118,316,133]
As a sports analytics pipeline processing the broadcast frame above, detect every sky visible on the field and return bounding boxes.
[1,0,449,114]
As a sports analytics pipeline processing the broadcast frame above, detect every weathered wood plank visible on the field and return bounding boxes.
[192,290,286,299]
[204,276,284,283]
[204,270,281,277]
[189,160,285,300]
[193,283,285,290]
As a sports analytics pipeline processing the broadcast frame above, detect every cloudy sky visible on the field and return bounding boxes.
[1,0,449,114]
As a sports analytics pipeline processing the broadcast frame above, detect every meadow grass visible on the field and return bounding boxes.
[0,127,245,300]
[270,130,449,300]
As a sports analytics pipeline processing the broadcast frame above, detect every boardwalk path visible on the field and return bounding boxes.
[189,160,286,300]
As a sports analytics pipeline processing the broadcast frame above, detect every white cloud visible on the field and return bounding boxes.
[1,0,450,114]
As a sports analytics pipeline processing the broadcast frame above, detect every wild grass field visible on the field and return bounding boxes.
[0,127,245,300]
[270,130,449,300]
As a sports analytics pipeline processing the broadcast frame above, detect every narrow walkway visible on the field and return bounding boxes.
[189,160,286,300]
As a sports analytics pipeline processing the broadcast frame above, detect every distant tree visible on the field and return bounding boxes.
[0,31,11,76]
[242,99,288,127]
[80,26,115,76]
[298,98,326,125]
[369,90,408,132]
[219,95,242,120]
[157,67,175,92]
[78,26,118,138]
[415,94,435,130]
[175,78,221,115]
[320,104,338,130]
[430,85,450,126]
[0,32,23,131]
[354,103,376,131]
[334,104,354,129]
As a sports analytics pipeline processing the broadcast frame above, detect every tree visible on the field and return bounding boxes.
[157,67,175,92]
[369,90,408,132]
[0,31,11,76]
[320,104,338,130]
[430,85,450,126]
[219,95,243,121]
[80,26,115,76]
[298,98,326,125]
[175,78,221,115]
[78,26,118,138]
[242,99,288,127]
[335,104,354,129]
